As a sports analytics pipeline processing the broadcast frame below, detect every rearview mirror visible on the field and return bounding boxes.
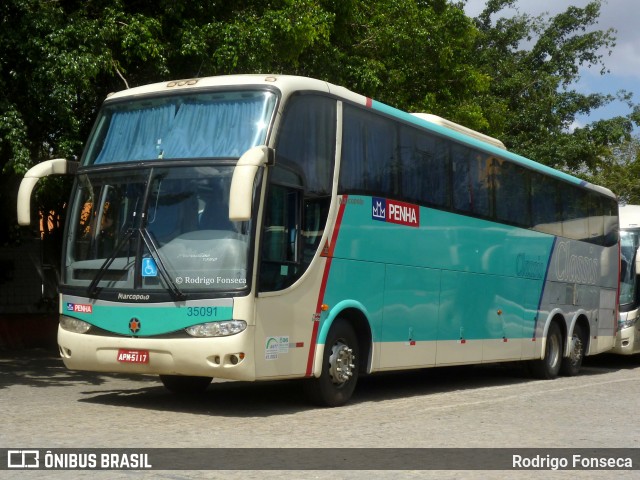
[229,146,274,221]
[17,158,78,225]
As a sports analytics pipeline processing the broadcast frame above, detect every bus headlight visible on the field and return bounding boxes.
[619,316,637,330]
[186,320,247,337]
[60,316,92,334]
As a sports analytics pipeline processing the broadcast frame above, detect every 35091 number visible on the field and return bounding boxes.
[186,306,218,317]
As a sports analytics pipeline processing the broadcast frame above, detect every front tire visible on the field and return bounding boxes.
[529,322,562,379]
[304,319,360,407]
[159,375,212,394]
[561,324,586,376]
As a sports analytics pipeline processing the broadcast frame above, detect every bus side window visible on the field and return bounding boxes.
[495,159,531,227]
[452,144,493,216]
[562,186,589,241]
[260,93,336,292]
[588,194,605,245]
[260,184,302,291]
[531,174,562,236]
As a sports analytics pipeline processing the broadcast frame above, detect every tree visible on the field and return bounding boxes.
[293,0,489,124]
[0,0,486,242]
[584,134,640,205]
[2,0,638,253]
[469,0,640,178]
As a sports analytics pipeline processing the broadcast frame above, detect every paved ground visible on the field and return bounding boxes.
[1,348,639,479]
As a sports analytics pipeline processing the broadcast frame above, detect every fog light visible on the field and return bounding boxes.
[186,320,247,337]
[60,316,92,334]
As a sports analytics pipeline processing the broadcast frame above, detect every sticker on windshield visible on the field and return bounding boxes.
[142,258,158,277]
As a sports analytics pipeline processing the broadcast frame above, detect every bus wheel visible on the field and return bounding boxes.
[304,319,359,407]
[159,375,212,394]
[529,322,562,380]
[560,324,585,376]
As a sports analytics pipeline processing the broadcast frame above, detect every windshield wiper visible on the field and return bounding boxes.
[139,228,187,301]
[87,227,187,301]
[87,228,136,297]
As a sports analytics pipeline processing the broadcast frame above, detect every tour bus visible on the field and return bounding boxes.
[614,204,640,355]
[17,75,619,406]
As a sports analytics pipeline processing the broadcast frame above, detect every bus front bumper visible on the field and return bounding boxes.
[612,316,640,355]
[57,325,256,381]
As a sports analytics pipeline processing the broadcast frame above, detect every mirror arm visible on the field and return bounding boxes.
[229,146,273,221]
[17,158,78,226]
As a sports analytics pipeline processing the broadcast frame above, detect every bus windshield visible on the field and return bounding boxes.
[64,165,251,294]
[620,229,640,306]
[84,90,277,165]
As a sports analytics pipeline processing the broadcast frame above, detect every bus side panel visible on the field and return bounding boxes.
[379,264,440,369]
[253,252,368,380]
[319,256,386,361]
[327,197,555,369]
[594,287,618,353]
[539,240,618,355]
[436,270,483,365]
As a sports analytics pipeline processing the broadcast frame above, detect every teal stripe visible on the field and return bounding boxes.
[320,200,553,343]
[64,304,233,336]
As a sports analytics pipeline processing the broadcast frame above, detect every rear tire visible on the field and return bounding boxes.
[529,322,562,379]
[304,319,360,407]
[561,324,586,376]
[159,375,212,394]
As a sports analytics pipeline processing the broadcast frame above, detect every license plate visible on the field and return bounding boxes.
[117,349,149,364]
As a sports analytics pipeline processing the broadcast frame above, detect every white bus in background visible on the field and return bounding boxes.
[614,204,640,355]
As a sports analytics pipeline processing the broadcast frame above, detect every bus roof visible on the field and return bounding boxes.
[104,74,616,200]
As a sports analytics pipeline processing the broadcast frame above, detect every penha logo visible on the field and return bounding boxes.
[66,303,93,314]
[372,197,420,227]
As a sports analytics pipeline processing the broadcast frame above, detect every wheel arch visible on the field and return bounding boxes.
[316,300,373,376]
[540,311,567,359]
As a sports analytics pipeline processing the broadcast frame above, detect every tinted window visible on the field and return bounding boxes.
[495,159,531,227]
[398,126,450,207]
[260,94,336,292]
[340,105,396,196]
[276,94,336,195]
[531,173,562,236]
[452,145,492,218]
[587,194,605,244]
[562,186,589,241]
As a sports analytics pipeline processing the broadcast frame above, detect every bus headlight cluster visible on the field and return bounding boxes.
[619,316,637,330]
[186,320,247,337]
[60,316,92,334]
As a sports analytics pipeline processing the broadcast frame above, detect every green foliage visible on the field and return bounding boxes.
[583,135,640,204]
[299,0,489,123]
[2,0,640,248]
[470,0,638,181]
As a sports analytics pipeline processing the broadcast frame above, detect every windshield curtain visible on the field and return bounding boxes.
[86,90,277,165]
[620,229,640,306]
[64,166,252,293]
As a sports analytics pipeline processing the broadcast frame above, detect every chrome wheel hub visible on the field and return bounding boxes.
[328,341,355,385]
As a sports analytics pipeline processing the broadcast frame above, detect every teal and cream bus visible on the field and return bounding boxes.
[17,75,619,406]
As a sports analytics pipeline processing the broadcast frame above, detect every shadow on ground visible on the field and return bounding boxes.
[2,348,637,417]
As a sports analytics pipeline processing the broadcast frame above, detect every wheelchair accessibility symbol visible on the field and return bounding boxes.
[142,258,158,277]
